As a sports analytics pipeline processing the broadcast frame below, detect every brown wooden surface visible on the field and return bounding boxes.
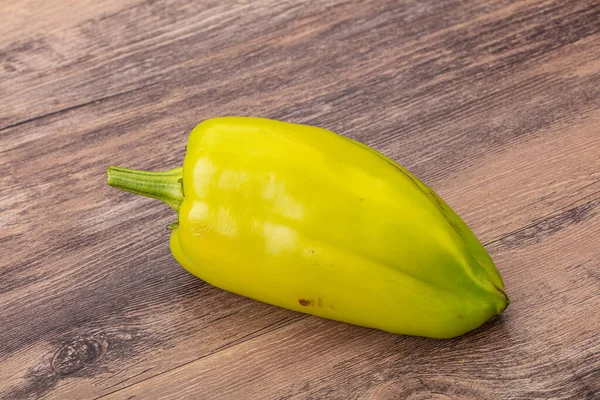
[1,0,599,399]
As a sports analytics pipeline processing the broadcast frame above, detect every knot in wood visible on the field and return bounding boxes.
[51,334,108,375]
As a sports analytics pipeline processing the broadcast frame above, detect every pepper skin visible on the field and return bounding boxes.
[107,117,509,339]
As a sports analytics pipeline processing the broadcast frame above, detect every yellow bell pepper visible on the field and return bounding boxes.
[107,117,509,338]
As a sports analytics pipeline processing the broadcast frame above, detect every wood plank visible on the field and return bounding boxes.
[1,0,599,399]
[100,198,600,399]
[5,0,597,131]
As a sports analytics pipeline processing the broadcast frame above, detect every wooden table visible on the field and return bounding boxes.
[2,1,599,399]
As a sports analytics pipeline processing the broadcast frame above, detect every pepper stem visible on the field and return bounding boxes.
[107,166,183,212]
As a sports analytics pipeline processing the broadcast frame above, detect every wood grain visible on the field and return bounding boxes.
[1,0,599,399]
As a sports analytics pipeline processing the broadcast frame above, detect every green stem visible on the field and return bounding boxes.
[107,166,183,212]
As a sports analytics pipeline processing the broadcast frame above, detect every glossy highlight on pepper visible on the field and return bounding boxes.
[107,117,509,339]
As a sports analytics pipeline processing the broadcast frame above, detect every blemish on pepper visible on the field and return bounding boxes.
[458,314,464,319]
[298,299,310,306]
[318,297,323,307]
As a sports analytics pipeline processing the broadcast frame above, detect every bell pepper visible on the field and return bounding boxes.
[107,117,509,338]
